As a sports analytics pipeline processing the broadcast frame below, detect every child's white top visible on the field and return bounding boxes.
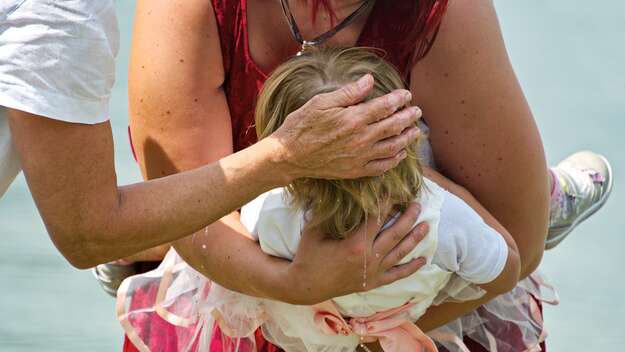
[240,178,508,320]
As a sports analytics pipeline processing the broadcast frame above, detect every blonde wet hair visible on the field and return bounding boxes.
[255,47,423,239]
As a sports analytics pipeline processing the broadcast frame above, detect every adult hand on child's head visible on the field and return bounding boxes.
[269,74,422,180]
[284,202,428,305]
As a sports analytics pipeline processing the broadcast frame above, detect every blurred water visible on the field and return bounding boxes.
[0,0,623,351]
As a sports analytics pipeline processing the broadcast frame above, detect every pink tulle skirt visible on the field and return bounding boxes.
[119,249,557,352]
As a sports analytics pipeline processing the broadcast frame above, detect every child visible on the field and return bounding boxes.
[117,48,556,352]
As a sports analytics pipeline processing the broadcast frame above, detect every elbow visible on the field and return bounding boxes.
[58,239,102,270]
[519,240,545,279]
[495,250,522,295]
[483,246,522,296]
[503,250,522,293]
[65,255,98,270]
[49,228,108,269]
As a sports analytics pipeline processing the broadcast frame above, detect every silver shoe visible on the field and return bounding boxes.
[546,151,613,249]
[92,262,139,297]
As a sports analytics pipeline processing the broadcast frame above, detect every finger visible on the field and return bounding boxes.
[352,89,412,125]
[366,106,421,142]
[361,151,407,177]
[380,221,429,270]
[309,74,374,110]
[372,202,421,255]
[368,126,419,160]
[380,257,427,286]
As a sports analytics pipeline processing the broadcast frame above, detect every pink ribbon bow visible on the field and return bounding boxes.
[313,301,438,352]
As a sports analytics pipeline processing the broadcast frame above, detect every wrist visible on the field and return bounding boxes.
[281,260,328,305]
[254,255,307,304]
[255,137,301,185]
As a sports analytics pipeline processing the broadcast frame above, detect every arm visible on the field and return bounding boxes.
[130,0,427,304]
[411,0,548,281]
[8,111,289,269]
[425,168,521,294]
[406,168,522,333]
[6,1,420,270]
[408,0,549,330]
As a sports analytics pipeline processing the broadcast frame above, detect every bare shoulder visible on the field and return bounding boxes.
[413,0,508,81]
[132,0,224,90]
[409,0,546,195]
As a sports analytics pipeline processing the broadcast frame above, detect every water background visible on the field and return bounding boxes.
[1,1,623,350]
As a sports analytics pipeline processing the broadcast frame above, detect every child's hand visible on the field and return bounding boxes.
[285,202,428,305]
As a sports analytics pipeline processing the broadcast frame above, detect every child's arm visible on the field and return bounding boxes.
[424,167,521,294]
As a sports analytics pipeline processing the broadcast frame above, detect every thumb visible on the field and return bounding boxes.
[310,74,374,110]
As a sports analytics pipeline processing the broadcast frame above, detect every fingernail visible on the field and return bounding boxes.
[404,91,412,102]
[413,106,422,118]
[358,74,372,89]
[398,150,408,159]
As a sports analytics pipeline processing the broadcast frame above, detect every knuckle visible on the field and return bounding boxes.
[408,209,420,224]
[401,135,412,149]
[344,118,359,132]
[367,165,384,177]
[384,143,396,156]
[308,94,323,107]
[383,125,394,136]
[391,229,403,242]
[383,96,394,113]
[396,248,407,262]
[342,85,358,100]
[392,123,404,135]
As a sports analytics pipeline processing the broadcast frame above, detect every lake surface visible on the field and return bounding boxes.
[1,1,623,350]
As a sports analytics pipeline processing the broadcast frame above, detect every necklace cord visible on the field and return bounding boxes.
[279,0,374,49]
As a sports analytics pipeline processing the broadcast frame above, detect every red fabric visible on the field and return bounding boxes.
[121,282,201,352]
[212,0,447,152]
[122,283,547,352]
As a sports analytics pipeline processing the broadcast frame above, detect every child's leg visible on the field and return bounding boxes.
[546,151,613,249]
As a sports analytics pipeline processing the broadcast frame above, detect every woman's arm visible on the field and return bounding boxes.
[411,0,549,280]
[407,0,549,330]
[8,111,293,268]
[130,0,428,304]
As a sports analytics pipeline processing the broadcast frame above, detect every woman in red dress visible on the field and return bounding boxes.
[123,0,553,350]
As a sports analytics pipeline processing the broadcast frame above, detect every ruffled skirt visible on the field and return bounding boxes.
[119,249,558,352]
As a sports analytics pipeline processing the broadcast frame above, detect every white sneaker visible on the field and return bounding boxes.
[546,151,613,249]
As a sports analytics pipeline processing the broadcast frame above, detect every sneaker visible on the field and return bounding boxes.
[546,151,613,249]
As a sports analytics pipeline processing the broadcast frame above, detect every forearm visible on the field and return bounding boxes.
[53,137,289,268]
[172,214,297,303]
[418,289,500,333]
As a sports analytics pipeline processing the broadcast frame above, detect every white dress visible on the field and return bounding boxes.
[116,124,557,352]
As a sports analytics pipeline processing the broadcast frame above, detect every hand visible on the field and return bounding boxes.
[284,202,428,305]
[270,74,422,180]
